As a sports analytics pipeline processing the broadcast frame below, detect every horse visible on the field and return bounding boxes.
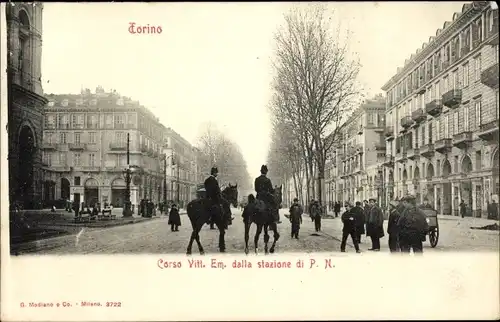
[186,184,238,255]
[244,185,283,255]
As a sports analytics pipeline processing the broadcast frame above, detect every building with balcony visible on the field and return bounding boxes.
[325,95,387,206]
[42,87,199,209]
[381,2,498,218]
[6,3,49,209]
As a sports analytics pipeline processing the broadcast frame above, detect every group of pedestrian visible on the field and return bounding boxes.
[308,199,323,232]
[387,195,429,254]
[339,198,384,253]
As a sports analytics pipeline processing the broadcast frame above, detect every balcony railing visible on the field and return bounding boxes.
[452,131,473,149]
[407,147,420,161]
[384,126,394,140]
[481,63,499,89]
[375,142,385,151]
[434,138,453,154]
[420,143,435,158]
[68,143,86,151]
[42,143,58,150]
[442,89,462,108]
[400,116,414,130]
[109,142,127,150]
[383,155,394,167]
[425,99,443,117]
[140,145,149,153]
[478,116,499,142]
[411,108,427,124]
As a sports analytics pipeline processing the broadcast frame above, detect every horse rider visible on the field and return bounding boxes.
[254,165,278,223]
[204,166,225,228]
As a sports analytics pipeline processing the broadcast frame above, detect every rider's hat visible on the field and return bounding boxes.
[402,195,417,202]
[211,166,218,175]
[260,165,268,174]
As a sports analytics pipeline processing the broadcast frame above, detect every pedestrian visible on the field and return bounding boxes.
[350,201,365,243]
[308,199,315,222]
[459,199,466,218]
[334,202,341,218]
[289,198,304,239]
[311,200,322,232]
[340,203,361,253]
[367,198,384,251]
[168,204,181,231]
[363,200,371,237]
[487,195,499,220]
[72,200,80,219]
[397,195,429,254]
[387,200,403,253]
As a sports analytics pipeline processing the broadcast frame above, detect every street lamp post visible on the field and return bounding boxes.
[122,133,133,217]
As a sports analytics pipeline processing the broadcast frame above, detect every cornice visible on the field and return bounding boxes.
[381,2,489,91]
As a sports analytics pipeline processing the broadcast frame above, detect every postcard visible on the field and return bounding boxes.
[1,2,499,321]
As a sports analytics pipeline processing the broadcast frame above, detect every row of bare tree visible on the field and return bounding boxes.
[266,4,362,205]
[197,122,252,198]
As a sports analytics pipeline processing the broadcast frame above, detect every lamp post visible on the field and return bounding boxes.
[122,133,132,217]
[162,150,175,205]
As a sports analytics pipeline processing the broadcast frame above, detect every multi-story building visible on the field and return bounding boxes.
[6,3,49,209]
[381,2,498,217]
[326,95,387,206]
[42,87,199,209]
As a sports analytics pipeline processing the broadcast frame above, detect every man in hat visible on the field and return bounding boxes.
[397,195,429,254]
[367,198,384,251]
[387,199,404,253]
[205,166,223,229]
[254,165,278,223]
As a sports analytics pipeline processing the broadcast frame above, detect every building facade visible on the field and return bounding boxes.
[6,3,49,209]
[381,2,498,217]
[326,95,387,206]
[42,87,198,209]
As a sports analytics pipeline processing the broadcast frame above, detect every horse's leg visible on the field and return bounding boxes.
[269,222,280,254]
[216,219,226,253]
[263,224,270,255]
[244,221,250,255]
[195,220,205,255]
[186,224,196,255]
[254,224,263,254]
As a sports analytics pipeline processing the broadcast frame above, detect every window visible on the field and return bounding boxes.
[114,114,125,129]
[71,114,78,128]
[452,69,459,90]
[58,114,69,129]
[45,115,56,129]
[421,123,426,146]
[87,114,98,129]
[59,132,67,144]
[476,151,482,170]
[367,112,375,125]
[74,177,81,186]
[59,153,67,166]
[74,153,81,166]
[474,55,481,81]
[115,132,125,144]
[105,115,113,128]
[444,115,449,138]
[89,153,96,167]
[453,111,459,135]
[443,76,449,93]
[495,45,499,63]
[462,63,469,87]
[474,98,482,128]
[74,132,81,144]
[44,132,53,144]
[43,152,51,166]
[462,105,469,131]
[89,132,96,144]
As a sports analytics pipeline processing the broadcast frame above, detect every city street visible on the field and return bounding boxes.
[11,208,499,255]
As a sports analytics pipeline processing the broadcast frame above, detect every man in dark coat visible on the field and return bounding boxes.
[459,199,466,218]
[205,166,224,228]
[289,198,303,239]
[367,198,384,251]
[397,195,429,254]
[340,204,360,253]
[350,201,365,243]
[310,200,322,232]
[363,200,371,237]
[334,202,341,218]
[168,204,181,231]
[254,165,277,223]
[387,200,403,253]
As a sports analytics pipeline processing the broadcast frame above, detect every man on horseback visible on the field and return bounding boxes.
[204,166,228,229]
[254,165,279,224]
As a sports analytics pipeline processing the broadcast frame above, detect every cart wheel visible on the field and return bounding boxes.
[429,227,439,248]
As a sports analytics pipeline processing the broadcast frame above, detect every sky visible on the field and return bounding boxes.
[40,1,469,178]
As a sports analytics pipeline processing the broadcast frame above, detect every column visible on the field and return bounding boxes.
[451,184,456,216]
[472,183,477,217]
[433,184,439,212]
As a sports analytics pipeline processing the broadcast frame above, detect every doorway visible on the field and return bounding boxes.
[442,160,452,215]
[18,125,35,208]
[61,178,70,200]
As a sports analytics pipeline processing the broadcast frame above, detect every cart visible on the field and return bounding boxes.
[421,207,439,248]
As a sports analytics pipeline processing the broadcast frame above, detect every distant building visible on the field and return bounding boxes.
[6,3,49,209]
[325,95,387,206]
[381,2,498,217]
[42,87,198,209]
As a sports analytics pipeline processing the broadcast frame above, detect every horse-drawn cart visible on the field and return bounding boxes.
[421,207,439,248]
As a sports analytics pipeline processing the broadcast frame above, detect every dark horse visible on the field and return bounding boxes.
[244,185,282,254]
[186,184,238,255]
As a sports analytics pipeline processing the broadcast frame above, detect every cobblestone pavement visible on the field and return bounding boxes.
[12,209,498,255]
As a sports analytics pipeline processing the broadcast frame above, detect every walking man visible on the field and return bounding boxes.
[340,203,360,253]
[397,195,429,254]
[289,198,303,239]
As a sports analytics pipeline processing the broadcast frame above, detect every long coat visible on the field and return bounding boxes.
[341,209,356,233]
[254,175,274,205]
[350,206,365,234]
[168,207,181,226]
[367,205,385,238]
[204,175,222,206]
[289,203,303,231]
[388,204,405,235]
